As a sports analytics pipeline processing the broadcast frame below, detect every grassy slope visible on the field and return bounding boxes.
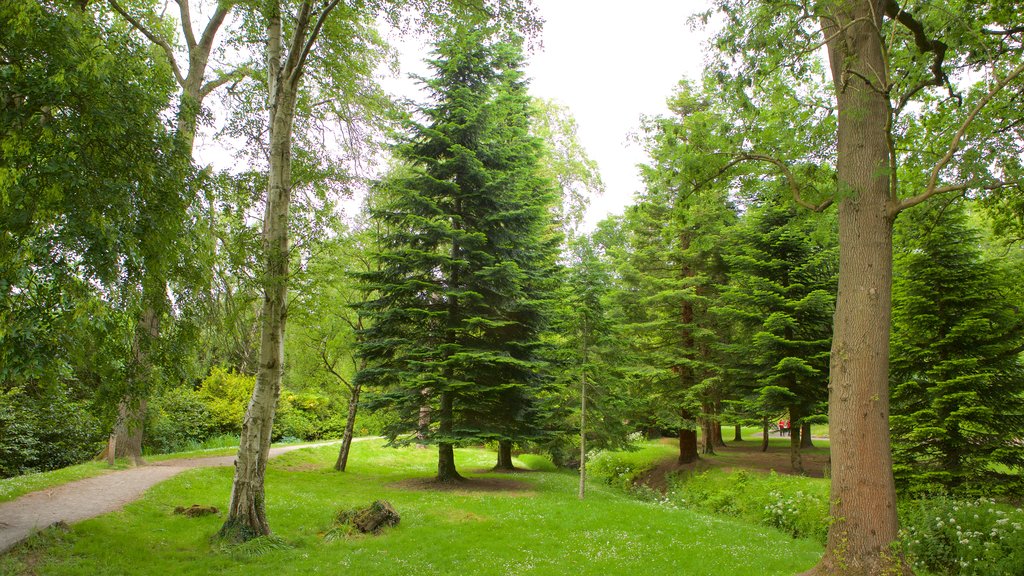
[4,441,822,575]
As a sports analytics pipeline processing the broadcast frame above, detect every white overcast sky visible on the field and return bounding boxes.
[193,1,713,230]
[381,1,713,230]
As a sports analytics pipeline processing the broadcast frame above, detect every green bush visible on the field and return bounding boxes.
[145,386,215,454]
[588,442,673,492]
[899,496,1024,576]
[0,388,41,477]
[198,367,255,434]
[352,406,401,437]
[0,386,103,477]
[274,391,331,441]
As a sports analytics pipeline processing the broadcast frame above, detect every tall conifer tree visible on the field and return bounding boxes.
[891,202,1024,495]
[358,27,556,482]
[716,198,837,472]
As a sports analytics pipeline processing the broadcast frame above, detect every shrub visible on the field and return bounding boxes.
[145,386,215,454]
[899,496,1024,576]
[198,367,255,434]
[274,392,330,441]
[0,386,103,477]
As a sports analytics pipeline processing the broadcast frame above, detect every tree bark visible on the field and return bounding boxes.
[800,421,814,449]
[334,379,362,472]
[220,7,296,541]
[436,391,463,482]
[699,410,716,455]
[713,420,726,447]
[789,405,804,474]
[678,408,698,464]
[801,3,907,573]
[761,416,769,452]
[494,440,515,471]
[102,398,146,465]
[733,423,743,442]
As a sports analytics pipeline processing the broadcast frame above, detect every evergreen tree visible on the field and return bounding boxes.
[716,197,837,472]
[890,202,1024,495]
[358,27,556,482]
[610,84,736,463]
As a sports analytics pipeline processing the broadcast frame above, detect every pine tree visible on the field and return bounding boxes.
[607,83,737,462]
[890,202,1024,495]
[357,27,556,482]
[715,197,837,472]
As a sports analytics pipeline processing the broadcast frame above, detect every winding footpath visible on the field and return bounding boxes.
[0,441,340,554]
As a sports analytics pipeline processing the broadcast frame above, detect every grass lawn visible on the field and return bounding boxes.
[1,441,823,575]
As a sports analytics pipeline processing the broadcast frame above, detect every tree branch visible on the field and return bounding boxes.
[283,1,315,89]
[882,0,949,92]
[319,343,354,392]
[107,0,185,87]
[290,0,343,89]
[983,26,1024,36]
[738,154,833,212]
[896,59,1024,213]
[198,1,231,55]
[898,181,1019,212]
[175,0,197,50]
[200,65,252,98]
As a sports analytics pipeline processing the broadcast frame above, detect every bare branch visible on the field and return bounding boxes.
[175,0,197,50]
[319,343,354,393]
[107,0,185,87]
[896,60,1024,213]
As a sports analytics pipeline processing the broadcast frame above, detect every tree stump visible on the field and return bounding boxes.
[337,500,400,534]
[174,505,219,517]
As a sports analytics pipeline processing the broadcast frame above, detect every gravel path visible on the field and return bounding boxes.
[0,441,339,554]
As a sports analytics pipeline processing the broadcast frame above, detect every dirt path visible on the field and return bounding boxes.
[0,441,341,554]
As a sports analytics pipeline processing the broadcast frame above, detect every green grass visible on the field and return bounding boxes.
[2,440,823,575]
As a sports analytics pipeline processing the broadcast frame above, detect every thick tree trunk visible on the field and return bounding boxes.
[221,11,296,541]
[495,440,515,471]
[733,423,743,442]
[802,4,907,574]
[789,405,804,474]
[713,420,726,447]
[102,398,146,465]
[334,380,361,472]
[678,409,698,464]
[699,412,716,455]
[761,417,770,452]
[436,391,463,482]
[800,421,814,449]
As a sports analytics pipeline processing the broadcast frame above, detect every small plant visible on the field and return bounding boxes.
[899,496,1024,576]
